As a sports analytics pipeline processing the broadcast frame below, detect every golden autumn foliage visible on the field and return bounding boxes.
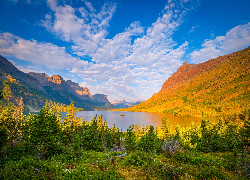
[121,47,250,117]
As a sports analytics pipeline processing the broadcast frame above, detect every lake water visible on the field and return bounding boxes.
[60,111,201,131]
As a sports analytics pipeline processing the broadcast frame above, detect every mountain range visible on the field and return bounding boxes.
[0,55,115,112]
[1,47,249,116]
[120,47,250,117]
[111,99,143,109]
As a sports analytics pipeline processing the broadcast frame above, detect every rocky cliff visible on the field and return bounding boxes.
[66,80,93,100]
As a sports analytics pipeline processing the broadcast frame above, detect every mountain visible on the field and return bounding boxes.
[28,72,115,110]
[121,47,250,117]
[111,100,143,109]
[0,56,46,93]
[0,55,114,111]
[27,72,96,110]
[0,56,51,112]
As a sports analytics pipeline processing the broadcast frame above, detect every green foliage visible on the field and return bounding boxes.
[29,105,63,158]
[0,107,17,143]
[160,117,170,140]
[0,90,3,99]
[240,109,250,148]
[123,150,155,167]
[0,126,7,149]
[138,125,162,153]
[0,100,249,179]
[124,125,137,151]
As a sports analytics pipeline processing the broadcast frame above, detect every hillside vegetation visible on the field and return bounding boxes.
[0,97,250,179]
[121,47,250,117]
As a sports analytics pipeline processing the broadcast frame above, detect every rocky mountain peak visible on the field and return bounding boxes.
[48,75,63,85]
[28,72,50,84]
[66,80,93,99]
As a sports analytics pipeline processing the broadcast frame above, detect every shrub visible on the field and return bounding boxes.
[162,138,182,156]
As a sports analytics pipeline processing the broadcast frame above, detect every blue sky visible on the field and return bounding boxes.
[0,0,250,102]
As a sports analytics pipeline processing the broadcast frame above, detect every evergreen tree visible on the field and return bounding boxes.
[29,105,62,158]
[0,107,17,144]
[160,118,170,140]
[0,126,7,149]
[124,125,137,151]
[138,125,162,153]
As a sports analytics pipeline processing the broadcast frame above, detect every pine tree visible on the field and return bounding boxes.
[138,125,162,153]
[29,105,62,158]
[0,107,16,144]
[124,125,137,151]
[13,97,25,141]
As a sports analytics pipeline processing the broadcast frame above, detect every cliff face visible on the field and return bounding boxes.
[28,73,77,95]
[92,93,108,102]
[123,47,250,117]
[28,72,50,85]
[27,72,115,109]
[66,80,93,100]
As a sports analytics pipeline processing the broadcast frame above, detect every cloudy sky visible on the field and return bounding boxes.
[0,0,250,102]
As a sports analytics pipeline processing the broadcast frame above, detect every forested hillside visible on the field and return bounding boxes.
[0,55,115,112]
[122,47,250,117]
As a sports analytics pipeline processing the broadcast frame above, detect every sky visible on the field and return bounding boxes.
[0,0,250,102]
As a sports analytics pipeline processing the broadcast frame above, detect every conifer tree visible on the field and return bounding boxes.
[0,90,7,149]
[13,97,25,141]
[160,118,170,141]
[0,107,16,144]
[138,125,162,153]
[29,105,62,158]
[124,125,137,151]
[63,101,77,142]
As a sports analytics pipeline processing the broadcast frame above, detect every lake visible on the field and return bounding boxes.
[60,111,201,131]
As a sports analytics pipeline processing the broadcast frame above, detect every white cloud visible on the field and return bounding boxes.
[0,32,88,69]
[84,1,96,12]
[42,1,117,55]
[17,65,43,73]
[47,0,193,102]
[91,21,144,63]
[2,0,199,102]
[190,22,250,63]
[46,0,57,11]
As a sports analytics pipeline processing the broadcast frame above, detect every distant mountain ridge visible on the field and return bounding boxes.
[0,55,115,111]
[111,99,143,109]
[121,47,250,117]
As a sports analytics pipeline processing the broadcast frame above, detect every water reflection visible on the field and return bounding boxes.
[59,111,201,131]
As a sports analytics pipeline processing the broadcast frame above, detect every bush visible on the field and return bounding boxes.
[162,138,182,156]
[123,150,155,167]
